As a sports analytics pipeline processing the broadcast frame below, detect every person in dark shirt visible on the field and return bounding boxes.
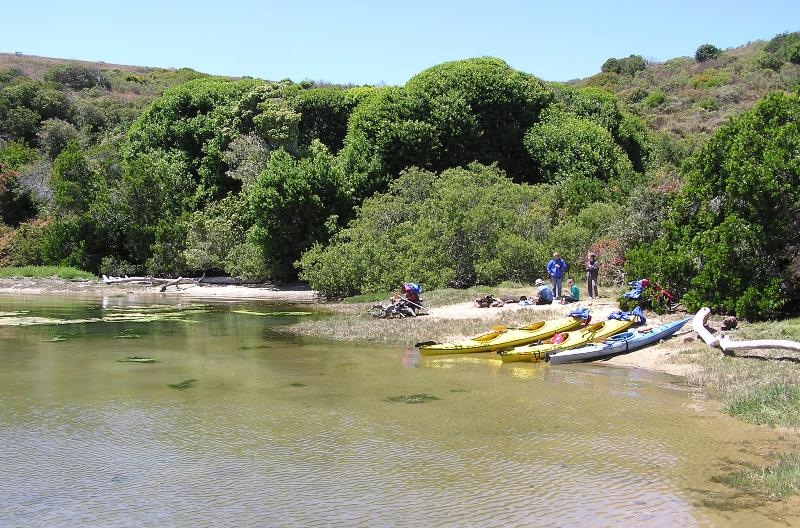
[586,253,600,299]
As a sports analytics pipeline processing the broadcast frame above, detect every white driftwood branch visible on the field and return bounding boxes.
[720,335,800,353]
[693,307,720,348]
[102,275,199,287]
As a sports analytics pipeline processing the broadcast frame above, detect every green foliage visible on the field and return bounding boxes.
[628,92,800,319]
[2,106,40,141]
[44,64,110,90]
[695,44,722,62]
[689,69,729,89]
[725,383,800,427]
[601,55,647,76]
[183,194,251,273]
[300,163,550,297]
[223,241,270,281]
[762,31,800,68]
[0,141,39,226]
[147,217,188,276]
[294,86,375,152]
[248,141,350,280]
[523,108,634,188]
[37,118,82,159]
[50,141,94,213]
[125,77,265,204]
[338,58,552,200]
[0,265,94,280]
[699,98,718,111]
[643,91,667,107]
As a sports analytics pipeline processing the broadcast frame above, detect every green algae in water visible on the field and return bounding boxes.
[117,357,157,363]
[168,379,197,390]
[385,394,441,404]
[232,310,312,317]
[113,334,142,339]
[449,389,469,393]
[289,382,306,387]
[0,304,209,327]
[44,335,67,342]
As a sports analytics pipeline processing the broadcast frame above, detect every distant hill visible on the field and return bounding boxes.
[0,52,223,100]
[571,33,800,146]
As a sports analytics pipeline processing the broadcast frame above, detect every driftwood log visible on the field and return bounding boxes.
[693,307,800,354]
[102,275,199,290]
[719,335,800,354]
[693,307,720,348]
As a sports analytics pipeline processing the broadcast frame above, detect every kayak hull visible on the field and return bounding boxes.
[419,317,585,355]
[499,318,638,363]
[547,317,691,365]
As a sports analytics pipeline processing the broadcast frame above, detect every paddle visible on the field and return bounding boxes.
[403,298,429,314]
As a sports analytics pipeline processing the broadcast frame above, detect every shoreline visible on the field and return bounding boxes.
[0,278,319,302]
[0,278,702,377]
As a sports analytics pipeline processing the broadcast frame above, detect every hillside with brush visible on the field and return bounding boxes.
[573,32,800,153]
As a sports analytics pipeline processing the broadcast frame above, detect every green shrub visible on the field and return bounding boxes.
[338,57,552,199]
[699,98,718,111]
[99,256,144,277]
[695,44,722,62]
[601,55,647,76]
[689,69,729,89]
[643,91,667,107]
[299,163,547,297]
[43,64,110,90]
[523,109,634,186]
[247,140,350,281]
[183,194,251,273]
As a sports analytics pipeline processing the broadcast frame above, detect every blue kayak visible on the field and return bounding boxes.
[546,317,691,365]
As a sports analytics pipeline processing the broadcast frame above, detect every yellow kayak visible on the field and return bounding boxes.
[499,317,637,363]
[419,316,586,356]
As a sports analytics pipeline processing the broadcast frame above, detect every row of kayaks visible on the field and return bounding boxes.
[417,309,690,364]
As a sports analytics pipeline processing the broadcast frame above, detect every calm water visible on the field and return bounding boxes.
[0,294,798,527]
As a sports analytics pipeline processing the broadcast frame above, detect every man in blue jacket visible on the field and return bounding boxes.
[547,252,568,299]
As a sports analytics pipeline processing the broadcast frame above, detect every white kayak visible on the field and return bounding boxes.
[546,317,691,365]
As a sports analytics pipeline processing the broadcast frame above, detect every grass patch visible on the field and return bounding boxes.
[342,292,391,304]
[724,384,800,427]
[0,266,96,280]
[721,453,800,499]
[668,316,800,428]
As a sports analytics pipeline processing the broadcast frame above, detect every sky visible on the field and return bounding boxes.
[2,0,799,85]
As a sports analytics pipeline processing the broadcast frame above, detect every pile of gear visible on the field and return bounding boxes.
[369,283,426,319]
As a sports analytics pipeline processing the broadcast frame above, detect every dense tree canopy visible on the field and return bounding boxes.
[338,57,553,200]
[626,92,800,319]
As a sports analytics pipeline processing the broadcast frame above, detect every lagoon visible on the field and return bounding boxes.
[0,295,795,527]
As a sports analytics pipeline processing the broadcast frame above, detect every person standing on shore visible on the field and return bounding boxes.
[586,252,600,299]
[546,252,568,299]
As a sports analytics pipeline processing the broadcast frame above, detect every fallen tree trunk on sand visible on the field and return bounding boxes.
[719,335,800,354]
[694,307,800,354]
[102,275,200,288]
[693,307,720,348]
